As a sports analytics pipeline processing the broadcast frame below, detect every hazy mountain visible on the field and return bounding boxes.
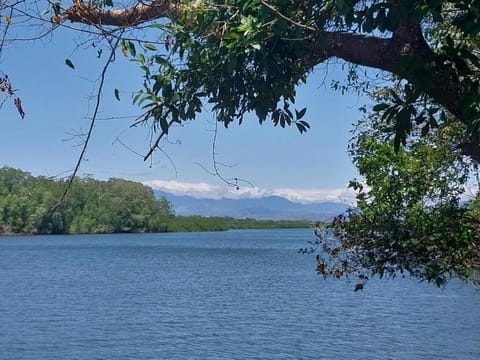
[154,191,350,221]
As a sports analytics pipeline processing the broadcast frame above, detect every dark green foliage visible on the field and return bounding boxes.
[167,216,310,232]
[311,108,480,288]
[123,0,480,157]
[0,167,174,235]
[132,0,326,139]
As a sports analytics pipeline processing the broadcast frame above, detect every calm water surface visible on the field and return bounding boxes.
[0,228,479,359]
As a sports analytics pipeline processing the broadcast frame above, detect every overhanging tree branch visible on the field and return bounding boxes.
[64,0,182,26]
[62,0,479,161]
[64,2,458,118]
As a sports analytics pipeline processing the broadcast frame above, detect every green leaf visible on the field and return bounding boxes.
[376,8,386,32]
[223,32,240,40]
[296,122,306,133]
[373,103,390,112]
[52,2,61,15]
[382,106,398,124]
[397,108,412,131]
[65,59,75,69]
[143,43,157,51]
[362,11,374,32]
[114,88,120,101]
[295,120,310,134]
[127,41,136,57]
[298,120,310,129]
[334,0,348,14]
[390,89,404,105]
[295,107,307,120]
[150,23,165,29]
[132,91,143,105]
[152,55,171,67]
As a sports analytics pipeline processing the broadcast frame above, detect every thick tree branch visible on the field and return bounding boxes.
[64,2,465,122]
[302,28,466,123]
[318,32,399,71]
[64,0,182,26]
[64,2,463,121]
[458,142,480,163]
[300,27,480,160]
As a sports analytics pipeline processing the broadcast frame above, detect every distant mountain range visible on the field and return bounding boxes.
[154,191,350,221]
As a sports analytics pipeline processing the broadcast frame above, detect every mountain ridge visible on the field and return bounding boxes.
[154,191,350,221]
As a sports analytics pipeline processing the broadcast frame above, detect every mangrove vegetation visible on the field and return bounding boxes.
[0,166,309,235]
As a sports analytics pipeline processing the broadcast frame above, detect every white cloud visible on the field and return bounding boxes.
[143,179,356,204]
[142,180,221,198]
[271,187,356,204]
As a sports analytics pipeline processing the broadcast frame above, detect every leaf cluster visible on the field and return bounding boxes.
[130,0,341,143]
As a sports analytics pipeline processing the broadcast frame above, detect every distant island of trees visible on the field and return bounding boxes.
[0,166,309,235]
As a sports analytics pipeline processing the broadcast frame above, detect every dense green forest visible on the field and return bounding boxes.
[0,166,309,235]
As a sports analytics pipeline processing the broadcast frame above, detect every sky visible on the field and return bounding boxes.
[0,25,371,204]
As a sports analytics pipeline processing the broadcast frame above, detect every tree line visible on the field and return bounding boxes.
[0,166,309,235]
[0,166,174,234]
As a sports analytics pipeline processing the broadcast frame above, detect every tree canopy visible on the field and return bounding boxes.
[57,0,480,161]
[2,0,480,287]
[314,101,480,288]
[0,166,174,234]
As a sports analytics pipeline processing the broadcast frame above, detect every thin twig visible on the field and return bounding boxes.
[143,119,175,161]
[113,136,145,157]
[260,0,317,32]
[49,33,123,215]
[195,118,254,189]
[0,6,14,56]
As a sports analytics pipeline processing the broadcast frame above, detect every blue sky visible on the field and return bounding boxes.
[0,26,370,203]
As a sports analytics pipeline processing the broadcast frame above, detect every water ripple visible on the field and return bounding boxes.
[0,229,478,359]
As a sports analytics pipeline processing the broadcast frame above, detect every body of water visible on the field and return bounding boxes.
[0,228,479,359]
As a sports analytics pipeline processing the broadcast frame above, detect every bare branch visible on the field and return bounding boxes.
[194,119,254,189]
[50,33,123,214]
